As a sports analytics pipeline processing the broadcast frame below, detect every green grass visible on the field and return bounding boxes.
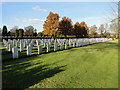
[2,40,118,88]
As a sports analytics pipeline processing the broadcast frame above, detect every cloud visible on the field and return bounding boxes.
[32,5,49,12]
[73,16,111,28]
[75,16,106,27]
[82,16,102,20]
[15,18,44,24]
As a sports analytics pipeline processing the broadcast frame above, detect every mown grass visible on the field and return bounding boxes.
[2,40,118,88]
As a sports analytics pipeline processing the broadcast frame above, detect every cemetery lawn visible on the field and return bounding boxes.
[2,40,118,88]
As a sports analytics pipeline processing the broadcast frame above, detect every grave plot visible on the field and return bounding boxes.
[2,39,118,88]
[1,38,114,61]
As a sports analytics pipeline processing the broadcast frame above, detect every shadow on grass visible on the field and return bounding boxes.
[2,57,66,88]
[2,40,118,62]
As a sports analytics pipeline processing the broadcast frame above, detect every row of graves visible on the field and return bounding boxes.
[2,38,114,61]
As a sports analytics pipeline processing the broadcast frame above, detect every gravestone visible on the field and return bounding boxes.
[16,41,18,47]
[8,44,12,51]
[73,42,76,47]
[43,42,46,47]
[23,42,26,48]
[54,42,57,51]
[47,44,50,52]
[27,46,32,56]
[13,39,16,46]
[38,45,42,54]
[76,40,79,47]
[69,42,72,48]
[12,47,18,59]
[60,44,63,50]
[20,43,24,52]
[65,43,68,49]
[36,40,39,46]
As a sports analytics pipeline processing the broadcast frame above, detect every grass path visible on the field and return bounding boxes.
[2,40,118,88]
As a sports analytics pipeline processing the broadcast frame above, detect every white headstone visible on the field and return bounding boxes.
[13,39,16,46]
[23,42,26,48]
[43,42,46,47]
[20,43,24,52]
[27,46,32,56]
[54,42,57,51]
[76,41,79,47]
[38,45,42,54]
[47,44,50,52]
[16,41,18,47]
[60,44,63,50]
[12,47,18,59]
[8,44,12,51]
[73,42,75,47]
[65,43,68,49]
[69,40,72,48]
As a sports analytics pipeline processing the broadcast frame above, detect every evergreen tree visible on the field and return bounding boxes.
[2,26,8,36]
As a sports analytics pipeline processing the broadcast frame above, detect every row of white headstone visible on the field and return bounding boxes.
[3,38,114,59]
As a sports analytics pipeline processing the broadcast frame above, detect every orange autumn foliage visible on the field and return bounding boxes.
[43,12,59,36]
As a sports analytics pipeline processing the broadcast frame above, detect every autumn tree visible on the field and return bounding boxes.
[43,12,59,36]
[73,22,82,37]
[58,17,73,37]
[79,21,88,37]
[55,30,61,37]
[89,25,97,37]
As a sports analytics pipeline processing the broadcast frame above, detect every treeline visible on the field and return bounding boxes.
[1,26,38,37]
[43,12,88,37]
[0,12,118,38]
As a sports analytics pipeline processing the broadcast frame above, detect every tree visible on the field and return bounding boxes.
[0,28,2,36]
[33,32,37,37]
[80,22,88,37]
[80,22,88,30]
[99,24,105,35]
[38,32,43,37]
[103,2,119,38]
[10,26,19,36]
[73,22,82,37]
[19,29,24,37]
[7,31,11,36]
[110,22,118,38]
[24,26,36,36]
[103,32,111,38]
[43,12,59,36]
[104,23,109,33]
[58,17,73,37]
[2,26,8,36]
[15,29,19,37]
[89,25,97,37]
